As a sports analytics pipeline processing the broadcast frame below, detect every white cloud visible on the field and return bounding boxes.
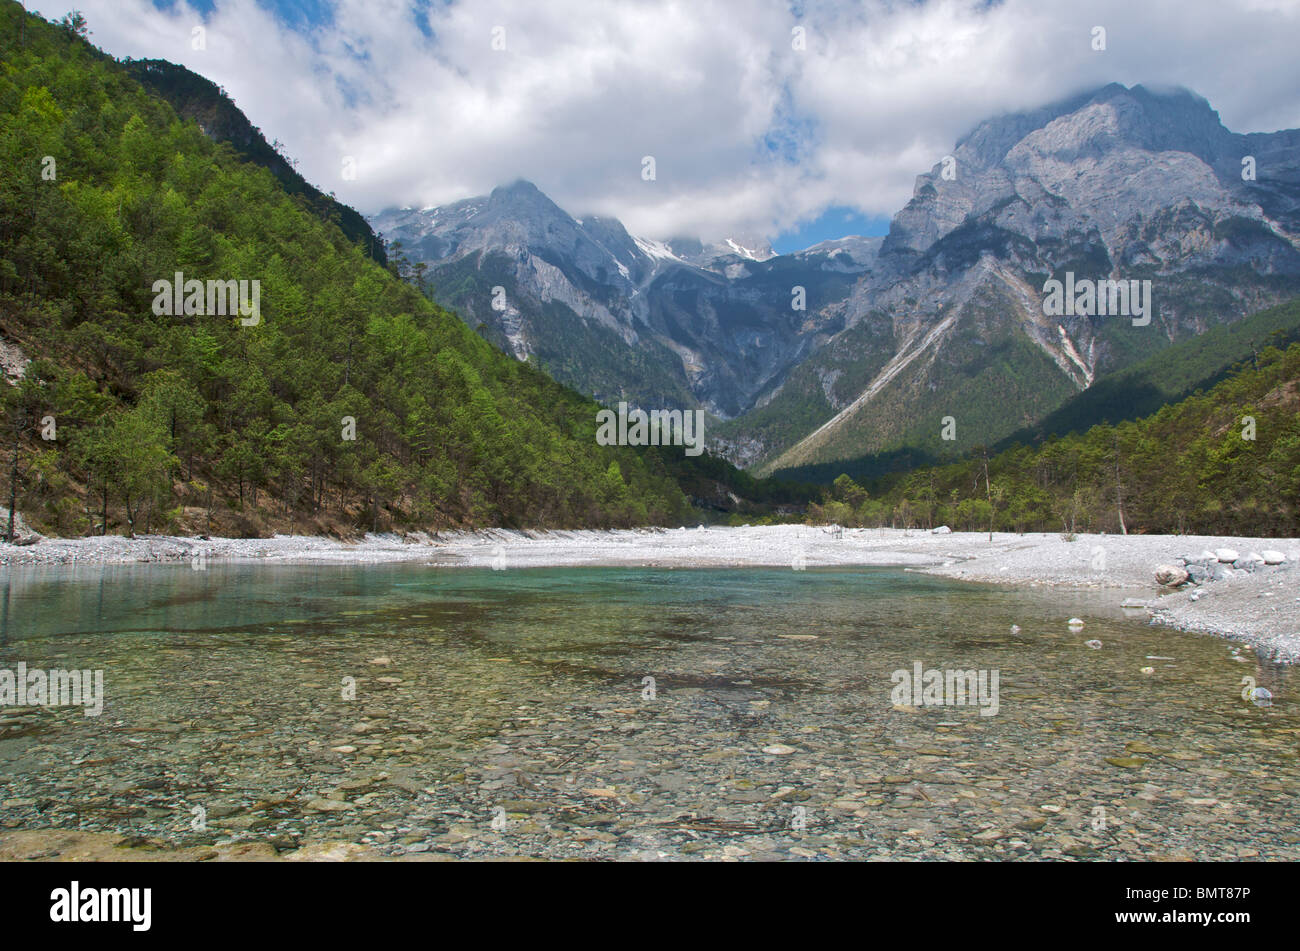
[30,0,1300,241]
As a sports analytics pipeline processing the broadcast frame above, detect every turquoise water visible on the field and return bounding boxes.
[0,563,1295,860]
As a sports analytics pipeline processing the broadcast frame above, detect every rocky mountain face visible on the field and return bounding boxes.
[752,83,1300,477]
[371,182,877,418]
[374,84,1300,478]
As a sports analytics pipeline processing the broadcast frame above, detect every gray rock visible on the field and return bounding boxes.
[1155,565,1190,586]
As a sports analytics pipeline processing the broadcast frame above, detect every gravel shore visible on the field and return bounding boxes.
[4,524,1298,661]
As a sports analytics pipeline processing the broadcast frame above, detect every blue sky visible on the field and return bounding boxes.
[152,0,331,27]
[772,208,891,254]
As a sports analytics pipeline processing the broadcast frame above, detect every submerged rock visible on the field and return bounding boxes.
[1105,756,1147,768]
[306,798,355,812]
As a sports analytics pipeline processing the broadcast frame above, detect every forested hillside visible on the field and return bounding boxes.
[122,57,388,267]
[778,296,1300,486]
[808,343,1300,537]
[995,297,1300,450]
[0,5,707,537]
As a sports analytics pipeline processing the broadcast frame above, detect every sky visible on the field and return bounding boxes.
[27,0,1300,248]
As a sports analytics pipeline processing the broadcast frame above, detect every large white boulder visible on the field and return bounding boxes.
[1215,548,1239,563]
[1261,550,1287,565]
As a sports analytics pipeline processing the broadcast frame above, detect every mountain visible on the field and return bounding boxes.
[996,295,1300,450]
[122,58,388,266]
[780,295,1300,485]
[381,85,1300,482]
[372,182,878,418]
[755,83,1300,478]
[809,338,1300,538]
[0,4,747,537]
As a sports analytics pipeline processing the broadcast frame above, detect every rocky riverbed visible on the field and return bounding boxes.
[1,562,1296,861]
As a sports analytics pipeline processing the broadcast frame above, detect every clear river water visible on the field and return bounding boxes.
[0,562,1295,860]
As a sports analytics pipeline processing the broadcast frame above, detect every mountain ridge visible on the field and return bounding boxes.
[755,81,1300,476]
[374,180,875,417]
[123,57,389,266]
[375,82,1300,481]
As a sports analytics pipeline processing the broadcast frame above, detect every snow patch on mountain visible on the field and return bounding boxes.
[633,236,684,264]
